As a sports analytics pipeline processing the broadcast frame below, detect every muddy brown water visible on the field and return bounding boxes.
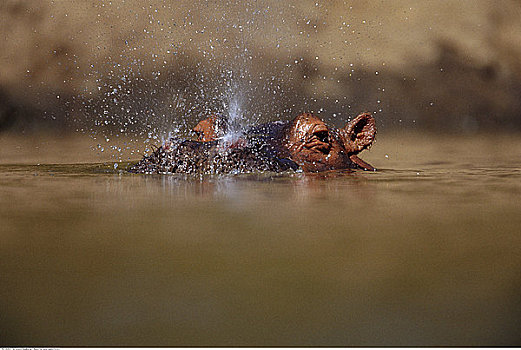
[1,132,521,346]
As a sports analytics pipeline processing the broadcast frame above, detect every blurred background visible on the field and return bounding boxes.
[2,0,521,140]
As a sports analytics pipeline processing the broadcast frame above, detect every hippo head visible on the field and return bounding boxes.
[284,112,376,172]
[191,112,376,172]
[192,115,227,142]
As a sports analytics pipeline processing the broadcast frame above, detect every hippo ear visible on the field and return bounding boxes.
[341,112,376,153]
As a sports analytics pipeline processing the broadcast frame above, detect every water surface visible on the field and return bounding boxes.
[1,132,520,346]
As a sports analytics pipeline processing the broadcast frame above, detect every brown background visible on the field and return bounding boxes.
[2,0,521,134]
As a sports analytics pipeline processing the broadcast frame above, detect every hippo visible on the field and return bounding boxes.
[129,112,376,174]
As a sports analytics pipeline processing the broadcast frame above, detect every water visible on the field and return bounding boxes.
[220,82,247,146]
[1,132,520,346]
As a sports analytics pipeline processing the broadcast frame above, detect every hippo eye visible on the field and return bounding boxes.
[314,130,329,143]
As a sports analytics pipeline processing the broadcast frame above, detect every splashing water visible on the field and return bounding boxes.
[67,1,380,162]
[221,84,246,147]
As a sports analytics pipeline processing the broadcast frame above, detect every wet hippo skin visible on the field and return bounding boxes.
[130,113,376,174]
[282,113,376,172]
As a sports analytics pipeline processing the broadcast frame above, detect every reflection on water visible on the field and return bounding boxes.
[1,133,521,346]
